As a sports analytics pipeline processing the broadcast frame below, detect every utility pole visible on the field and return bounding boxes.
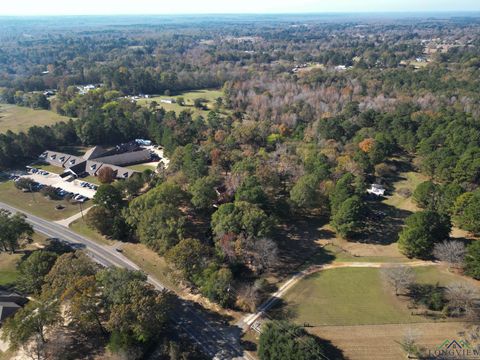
[79,201,84,221]
[29,183,36,203]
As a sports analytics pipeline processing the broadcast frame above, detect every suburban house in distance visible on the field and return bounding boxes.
[39,140,158,180]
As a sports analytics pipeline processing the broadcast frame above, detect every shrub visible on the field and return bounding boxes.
[408,283,446,311]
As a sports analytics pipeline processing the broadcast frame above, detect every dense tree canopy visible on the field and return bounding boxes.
[0,210,33,253]
[398,211,451,259]
[258,321,326,360]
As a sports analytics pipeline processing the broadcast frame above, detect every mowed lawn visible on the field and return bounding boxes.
[69,218,114,246]
[0,233,48,286]
[127,163,156,172]
[384,170,428,212]
[31,162,63,174]
[282,267,420,326]
[0,181,82,221]
[0,104,71,133]
[0,252,21,286]
[137,89,223,117]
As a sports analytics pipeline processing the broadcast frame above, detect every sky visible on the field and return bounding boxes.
[0,0,479,16]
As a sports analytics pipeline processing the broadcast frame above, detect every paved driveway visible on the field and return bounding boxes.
[22,172,96,198]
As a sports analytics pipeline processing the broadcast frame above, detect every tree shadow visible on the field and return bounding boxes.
[171,297,246,359]
[241,338,257,352]
[258,299,346,359]
[315,337,346,360]
[354,200,413,245]
[272,215,332,276]
[46,326,106,360]
[268,297,298,321]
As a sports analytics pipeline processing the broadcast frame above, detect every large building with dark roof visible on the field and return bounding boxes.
[39,141,154,179]
[0,289,28,323]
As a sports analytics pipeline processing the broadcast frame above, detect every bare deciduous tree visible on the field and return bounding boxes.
[433,240,466,269]
[398,328,422,359]
[446,283,479,319]
[382,266,415,296]
[235,284,261,312]
[249,238,279,274]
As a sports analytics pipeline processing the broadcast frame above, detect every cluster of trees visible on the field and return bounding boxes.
[0,210,33,253]
[403,181,480,279]
[0,89,49,109]
[383,266,479,320]
[330,173,365,238]
[0,87,213,170]
[258,320,343,360]
[86,184,131,240]
[1,14,480,320]
[2,244,198,359]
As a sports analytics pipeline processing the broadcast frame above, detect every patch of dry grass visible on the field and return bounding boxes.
[0,104,71,133]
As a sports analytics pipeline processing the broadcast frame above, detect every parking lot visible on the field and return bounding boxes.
[20,168,97,199]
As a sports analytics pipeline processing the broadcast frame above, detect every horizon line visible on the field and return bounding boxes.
[1,10,480,17]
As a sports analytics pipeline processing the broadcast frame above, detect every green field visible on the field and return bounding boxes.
[0,104,71,133]
[0,233,48,287]
[0,181,83,221]
[413,266,473,286]
[56,146,90,157]
[31,162,63,174]
[127,163,156,172]
[79,175,101,185]
[282,267,442,326]
[317,244,409,264]
[122,243,179,291]
[0,252,21,286]
[384,170,428,211]
[136,89,223,117]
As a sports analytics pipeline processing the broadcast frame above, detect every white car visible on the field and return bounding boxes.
[74,194,86,201]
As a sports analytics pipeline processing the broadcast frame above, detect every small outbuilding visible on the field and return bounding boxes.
[367,184,386,196]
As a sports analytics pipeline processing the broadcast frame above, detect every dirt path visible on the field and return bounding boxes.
[238,260,439,329]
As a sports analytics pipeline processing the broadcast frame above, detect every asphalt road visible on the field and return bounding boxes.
[0,202,250,360]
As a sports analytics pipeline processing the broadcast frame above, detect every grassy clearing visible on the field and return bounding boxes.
[79,175,101,185]
[0,104,71,134]
[30,162,63,174]
[137,89,223,117]
[0,232,48,287]
[69,218,114,246]
[384,170,428,212]
[122,243,178,291]
[0,252,21,286]
[413,266,478,287]
[0,181,82,221]
[281,267,422,326]
[322,244,409,263]
[56,146,90,157]
[281,265,479,327]
[127,163,155,172]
